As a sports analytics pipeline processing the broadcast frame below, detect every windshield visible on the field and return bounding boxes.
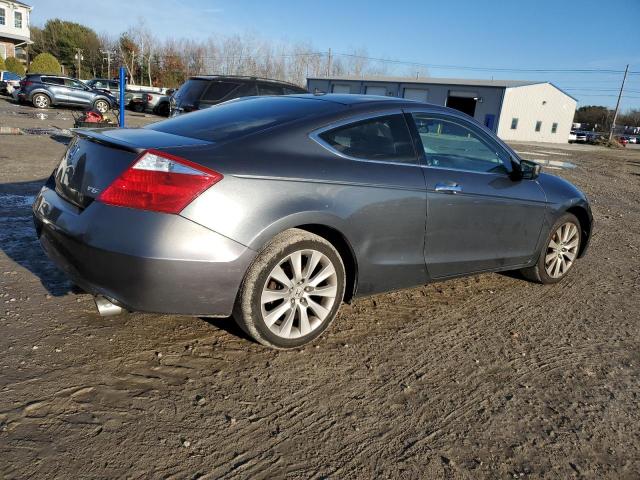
[147,96,333,142]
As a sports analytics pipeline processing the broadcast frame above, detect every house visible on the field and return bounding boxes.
[0,0,32,64]
[307,76,578,144]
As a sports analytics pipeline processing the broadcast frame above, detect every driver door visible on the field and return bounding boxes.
[408,112,547,278]
[64,78,93,106]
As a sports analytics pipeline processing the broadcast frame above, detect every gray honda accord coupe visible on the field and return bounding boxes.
[33,94,592,348]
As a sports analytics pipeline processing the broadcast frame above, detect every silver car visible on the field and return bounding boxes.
[33,95,592,348]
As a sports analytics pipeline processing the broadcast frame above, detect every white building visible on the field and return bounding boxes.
[0,0,32,64]
[307,76,577,144]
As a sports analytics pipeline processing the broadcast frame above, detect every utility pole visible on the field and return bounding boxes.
[101,50,114,78]
[609,64,629,141]
[74,48,83,79]
[327,48,332,77]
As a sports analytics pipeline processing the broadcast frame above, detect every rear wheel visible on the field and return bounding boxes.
[233,229,345,349]
[521,213,581,284]
[93,99,109,114]
[156,102,170,117]
[32,93,50,109]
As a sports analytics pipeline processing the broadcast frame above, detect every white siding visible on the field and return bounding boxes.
[498,83,576,144]
[0,1,31,40]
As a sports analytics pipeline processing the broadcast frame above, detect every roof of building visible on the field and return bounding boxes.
[8,1,32,8]
[307,75,544,88]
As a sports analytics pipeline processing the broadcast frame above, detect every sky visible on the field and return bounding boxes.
[26,0,640,109]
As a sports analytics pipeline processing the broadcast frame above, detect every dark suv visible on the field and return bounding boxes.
[170,75,307,116]
[18,74,118,113]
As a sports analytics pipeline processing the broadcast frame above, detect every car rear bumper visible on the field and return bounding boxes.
[33,184,256,316]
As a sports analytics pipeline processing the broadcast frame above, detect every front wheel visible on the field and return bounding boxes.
[521,213,581,284]
[233,229,345,349]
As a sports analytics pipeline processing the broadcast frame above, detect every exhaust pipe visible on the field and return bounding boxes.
[94,295,124,316]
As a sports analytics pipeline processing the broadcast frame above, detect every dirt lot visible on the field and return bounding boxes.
[1,96,639,479]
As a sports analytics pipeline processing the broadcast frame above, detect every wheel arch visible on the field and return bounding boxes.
[32,90,52,105]
[566,205,592,258]
[295,223,358,303]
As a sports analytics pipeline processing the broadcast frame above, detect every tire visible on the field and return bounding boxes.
[521,213,581,284]
[156,102,170,117]
[32,93,50,109]
[93,99,109,114]
[233,229,346,349]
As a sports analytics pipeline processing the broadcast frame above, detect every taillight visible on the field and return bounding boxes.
[145,94,153,102]
[97,149,222,214]
[20,80,33,88]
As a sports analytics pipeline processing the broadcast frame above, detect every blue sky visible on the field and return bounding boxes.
[27,0,640,109]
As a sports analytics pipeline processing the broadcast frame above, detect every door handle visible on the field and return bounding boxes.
[434,183,463,194]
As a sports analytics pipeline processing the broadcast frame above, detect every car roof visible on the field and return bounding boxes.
[288,93,449,111]
[188,75,306,89]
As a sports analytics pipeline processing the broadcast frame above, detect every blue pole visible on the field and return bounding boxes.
[119,66,126,128]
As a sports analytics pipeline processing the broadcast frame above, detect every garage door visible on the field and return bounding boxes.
[331,84,351,94]
[365,86,387,96]
[403,88,428,102]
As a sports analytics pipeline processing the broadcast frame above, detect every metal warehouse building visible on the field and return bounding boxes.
[307,76,577,144]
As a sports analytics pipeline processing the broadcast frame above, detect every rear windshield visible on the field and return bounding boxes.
[147,96,334,142]
[173,79,209,103]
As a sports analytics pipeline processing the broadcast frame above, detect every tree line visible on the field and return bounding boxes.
[26,19,388,88]
[574,106,640,131]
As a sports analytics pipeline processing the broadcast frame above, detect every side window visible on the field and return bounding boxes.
[318,114,416,163]
[201,81,239,102]
[412,114,509,173]
[14,11,22,28]
[258,84,285,96]
[42,77,64,86]
[535,121,542,132]
[284,87,304,95]
[511,118,518,130]
[0,8,5,26]
[551,122,558,134]
[64,79,85,89]
[234,83,257,99]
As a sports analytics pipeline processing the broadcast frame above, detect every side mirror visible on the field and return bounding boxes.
[510,157,541,181]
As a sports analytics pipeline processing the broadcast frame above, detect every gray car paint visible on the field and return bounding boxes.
[33,95,592,317]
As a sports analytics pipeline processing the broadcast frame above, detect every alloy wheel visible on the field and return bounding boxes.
[95,100,109,114]
[545,222,579,278]
[34,95,49,108]
[260,249,339,339]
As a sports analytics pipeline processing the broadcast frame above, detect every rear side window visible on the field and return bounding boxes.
[42,77,64,86]
[318,114,416,163]
[148,96,335,142]
[173,79,209,103]
[201,81,239,102]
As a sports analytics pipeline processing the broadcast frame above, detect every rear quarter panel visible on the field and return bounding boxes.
[179,124,428,296]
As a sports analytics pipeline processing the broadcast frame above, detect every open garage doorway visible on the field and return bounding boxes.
[446,92,477,117]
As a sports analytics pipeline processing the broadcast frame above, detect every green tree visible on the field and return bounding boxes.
[4,57,26,76]
[30,19,102,77]
[29,53,62,74]
[0,57,5,70]
[574,106,612,132]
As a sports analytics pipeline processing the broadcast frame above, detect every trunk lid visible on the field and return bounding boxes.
[54,128,211,209]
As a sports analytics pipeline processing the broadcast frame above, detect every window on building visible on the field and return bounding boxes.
[0,8,5,25]
[535,121,542,132]
[319,114,416,163]
[14,11,22,28]
[551,122,558,134]
[411,114,509,174]
[510,118,518,130]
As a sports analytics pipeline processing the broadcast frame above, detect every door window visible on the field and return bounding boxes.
[412,114,509,173]
[64,79,87,89]
[318,114,416,163]
[257,84,284,96]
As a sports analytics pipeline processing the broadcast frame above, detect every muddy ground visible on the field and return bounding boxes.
[0,96,639,479]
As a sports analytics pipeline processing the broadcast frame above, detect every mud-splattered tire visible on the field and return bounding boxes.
[521,213,581,284]
[233,229,346,349]
[32,93,50,109]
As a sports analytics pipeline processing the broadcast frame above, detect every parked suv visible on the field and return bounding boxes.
[170,75,307,116]
[18,74,117,113]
